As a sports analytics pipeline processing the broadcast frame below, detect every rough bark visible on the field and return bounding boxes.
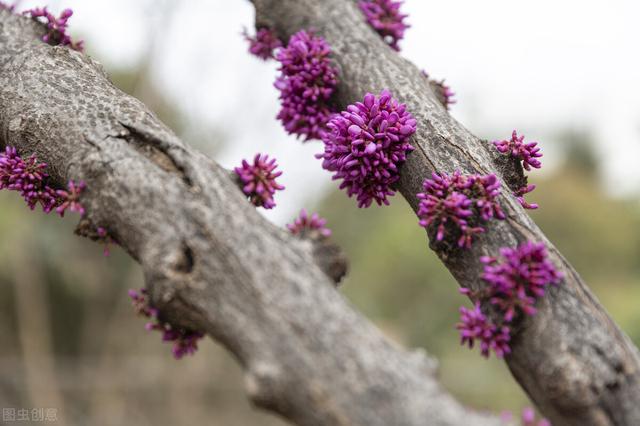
[251,1,640,425]
[0,10,501,426]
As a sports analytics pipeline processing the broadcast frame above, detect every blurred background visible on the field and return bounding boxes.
[2,0,640,425]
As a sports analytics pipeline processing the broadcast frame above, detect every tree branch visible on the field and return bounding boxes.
[0,10,501,426]
[251,1,640,425]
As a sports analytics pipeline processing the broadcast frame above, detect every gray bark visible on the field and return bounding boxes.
[251,1,640,425]
[0,9,502,426]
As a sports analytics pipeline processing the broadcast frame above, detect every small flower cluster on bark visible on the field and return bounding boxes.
[0,146,118,258]
[243,27,282,60]
[457,241,562,358]
[417,171,504,248]
[23,6,84,51]
[234,153,285,209]
[457,302,511,358]
[128,288,205,359]
[358,0,409,51]
[493,130,543,209]
[287,209,332,239]
[0,146,85,216]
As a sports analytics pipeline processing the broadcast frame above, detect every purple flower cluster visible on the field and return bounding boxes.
[457,302,511,358]
[287,209,332,238]
[358,0,409,51]
[243,27,282,60]
[0,146,56,212]
[234,153,285,209]
[24,7,84,51]
[317,90,416,208]
[128,288,205,360]
[0,146,86,216]
[274,30,339,141]
[501,407,551,426]
[457,241,562,358]
[481,241,563,321]
[493,130,542,171]
[417,171,505,248]
[493,131,543,210]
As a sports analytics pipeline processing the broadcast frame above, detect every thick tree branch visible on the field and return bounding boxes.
[0,10,501,426]
[251,1,640,425]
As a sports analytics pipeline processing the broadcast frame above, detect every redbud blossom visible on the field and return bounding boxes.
[317,90,417,208]
[234,154,285,209]
[358,0,409,51]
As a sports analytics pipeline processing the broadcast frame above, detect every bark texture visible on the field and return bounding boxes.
[0,10,501,426]
[252,1,640,425]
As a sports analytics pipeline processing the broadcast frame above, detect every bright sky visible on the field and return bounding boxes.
[18,0,640,223]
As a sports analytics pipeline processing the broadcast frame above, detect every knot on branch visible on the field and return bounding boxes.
[75,218,114,256]
[245,361,285,409]
[312,239,349,286]
[421,71,456,110]
[489,131,542,210]
[492,150,529,196]
[286,209,348,285]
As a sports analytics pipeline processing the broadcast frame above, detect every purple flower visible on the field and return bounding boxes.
[0,146,58,213]
[287,209,332,238]
[493,130,542,171]
[243,27,282,60]
[168,329,206,359]
[55,180,86,217]
[457,302,511,358]
[274,30,339,141]
[515,183,538,210]
[0,147,47,189]
[358,0,409,51]
[24,7,84,51]
[417,171,505,248]
[234,153,285,209]
[482,241,563,321]
[129,288,205,360]
[317,89,416,208]
[521,407,551,426]
[493,131,543,209]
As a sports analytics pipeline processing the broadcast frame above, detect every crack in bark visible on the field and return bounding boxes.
[118,121,194,188]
